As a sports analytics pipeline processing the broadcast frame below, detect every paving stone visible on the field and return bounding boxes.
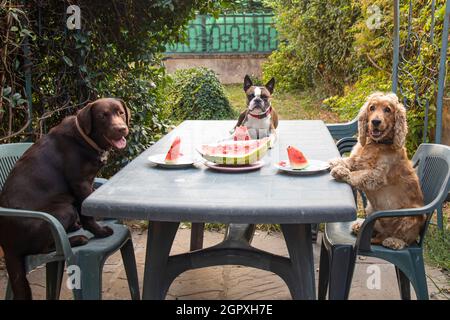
[0,228,448,300]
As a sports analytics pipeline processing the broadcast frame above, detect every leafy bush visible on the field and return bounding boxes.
[324,70,391,121]
[262,0,363,94]
[167,68,236,121]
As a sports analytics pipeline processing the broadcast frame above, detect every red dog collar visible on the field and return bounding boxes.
[249,106,272,119]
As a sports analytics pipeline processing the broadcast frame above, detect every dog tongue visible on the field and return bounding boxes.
[111,137,127,149]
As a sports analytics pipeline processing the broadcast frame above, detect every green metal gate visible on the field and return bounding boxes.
[165,13,278,54]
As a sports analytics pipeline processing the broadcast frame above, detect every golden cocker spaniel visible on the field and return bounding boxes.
[329,92,425,250]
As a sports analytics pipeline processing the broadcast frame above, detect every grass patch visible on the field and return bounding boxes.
[424,203,450,272]
[223,84,340,122]
[424,226,450,272]
[185,222,281,233]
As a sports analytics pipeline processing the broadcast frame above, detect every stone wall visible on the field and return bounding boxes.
[163,53,269,84]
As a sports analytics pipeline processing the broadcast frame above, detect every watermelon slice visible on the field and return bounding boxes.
[287,146,309,169]
[165,136,181,164]
[199,137,270,165]
[233,126,251,141]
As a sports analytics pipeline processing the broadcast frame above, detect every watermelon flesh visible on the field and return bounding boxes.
[165,136,181,164]
[287,146,309,169]
[233,126,251,141]
[199,137,270,165]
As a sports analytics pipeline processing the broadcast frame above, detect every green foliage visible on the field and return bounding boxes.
[324,70,391,121]
[167,68,236,121]
[262,0,363,94]
[424,225,450,272]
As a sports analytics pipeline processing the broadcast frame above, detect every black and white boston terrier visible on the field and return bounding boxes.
[234,75,279,139]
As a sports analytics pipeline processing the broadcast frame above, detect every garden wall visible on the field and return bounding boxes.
[163,53,268,84]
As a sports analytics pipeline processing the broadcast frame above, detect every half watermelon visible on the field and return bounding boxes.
[199,137,270,165]
[165,136,182,164]
[287,146,309,169]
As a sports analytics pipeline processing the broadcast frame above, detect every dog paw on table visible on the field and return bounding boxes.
[330,166,350,181]
[328,157,347,170]
[351,221,362,235]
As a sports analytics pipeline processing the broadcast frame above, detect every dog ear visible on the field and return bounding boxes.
[116,98,132,126]
[77,102,94,135]
[358,100,369,147]
[393,101,407,149]
[244,75,253,92]
[265,78,275,94]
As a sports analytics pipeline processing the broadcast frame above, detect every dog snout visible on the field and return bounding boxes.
[253,97,263,104]
[115,124,128,135]
[371,119,382,127]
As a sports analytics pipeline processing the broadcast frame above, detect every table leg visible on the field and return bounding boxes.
[281,224,316,300]
[142,221,179,300]
[190,223,205,251]
[224,224,256,243]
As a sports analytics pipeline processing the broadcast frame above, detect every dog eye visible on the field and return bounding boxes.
[384,107,391,113]
[369,105,375,111]
[261,95,268,100]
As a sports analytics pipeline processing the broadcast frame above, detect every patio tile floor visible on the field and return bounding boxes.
[0,228,448,300]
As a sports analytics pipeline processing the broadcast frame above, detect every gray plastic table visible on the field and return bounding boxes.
[82,120,357,300]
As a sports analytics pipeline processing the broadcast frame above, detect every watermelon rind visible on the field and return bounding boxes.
[291,162,310,170]
[198,137,270,165]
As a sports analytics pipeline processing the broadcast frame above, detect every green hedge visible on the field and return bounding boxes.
[262,0,363,94]
[167,68,236,121]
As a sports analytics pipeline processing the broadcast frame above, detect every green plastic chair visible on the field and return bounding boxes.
[327,118,358,142]
[318,143,450,300]
[0,143,140,300]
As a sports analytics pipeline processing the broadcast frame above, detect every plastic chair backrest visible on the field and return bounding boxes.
[0,143,33,191]
[412,144,450,244]
[414,144,450,207]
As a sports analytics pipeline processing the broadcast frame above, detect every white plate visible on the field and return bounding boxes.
[148,154,195,168]
[275,159,330,175]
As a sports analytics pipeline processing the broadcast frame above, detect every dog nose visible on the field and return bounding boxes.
[371,119,381,127]
[116,125,127,134]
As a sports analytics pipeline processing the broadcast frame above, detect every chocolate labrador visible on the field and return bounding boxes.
[0,98,130,299]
